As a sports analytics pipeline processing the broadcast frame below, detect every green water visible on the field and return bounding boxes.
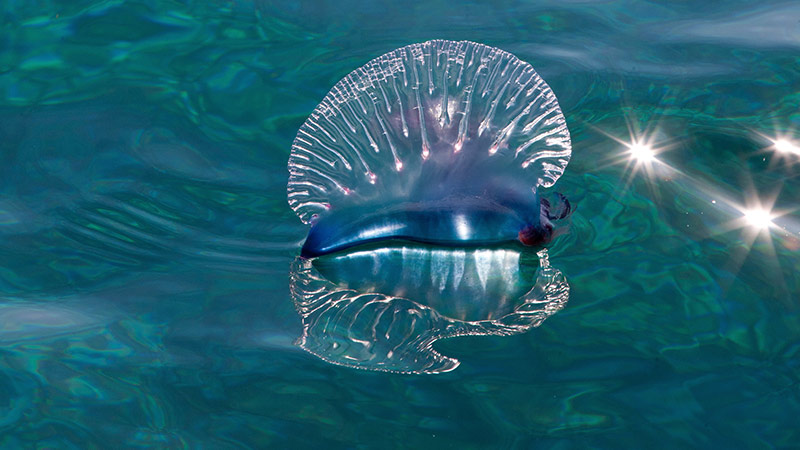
[1,0,799,447]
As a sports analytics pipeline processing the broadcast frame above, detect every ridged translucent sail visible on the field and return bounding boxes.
[288,40,571,227]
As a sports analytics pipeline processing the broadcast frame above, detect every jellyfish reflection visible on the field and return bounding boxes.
[290,246,568,374]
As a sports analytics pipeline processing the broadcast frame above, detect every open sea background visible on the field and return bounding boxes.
[1,0,799,447]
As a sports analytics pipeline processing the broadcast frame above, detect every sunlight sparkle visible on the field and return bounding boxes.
[743,207,774,230]
[627,142,656,162]
[772,138,799,155]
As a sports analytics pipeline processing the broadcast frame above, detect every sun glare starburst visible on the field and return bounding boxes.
[592,121,798,295]
[772,138,800,155]
[754,130,800,166]
[728,191,783,237]
[592,115,673,177]
[627,142,657,163]
[589,112,682,205]
[742,207,775,230]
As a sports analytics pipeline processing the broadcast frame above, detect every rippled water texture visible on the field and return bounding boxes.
[1,0,799,447]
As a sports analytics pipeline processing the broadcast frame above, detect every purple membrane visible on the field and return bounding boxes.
[288,40,572,256]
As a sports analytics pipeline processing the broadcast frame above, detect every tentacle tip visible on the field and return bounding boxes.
[544,192,571,220]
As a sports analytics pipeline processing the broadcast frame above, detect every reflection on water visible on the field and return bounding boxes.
[290,246,569,374]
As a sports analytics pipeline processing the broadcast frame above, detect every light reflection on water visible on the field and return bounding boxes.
[291,247,568,374]
[0,0,798,447]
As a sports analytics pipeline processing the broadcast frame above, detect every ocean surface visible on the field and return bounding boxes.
[1,0,799,447]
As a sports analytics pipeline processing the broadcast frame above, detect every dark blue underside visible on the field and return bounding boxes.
[301,196,542,257]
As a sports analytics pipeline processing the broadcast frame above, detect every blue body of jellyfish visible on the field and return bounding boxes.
[288,40,573,257]
[300,193,570,258]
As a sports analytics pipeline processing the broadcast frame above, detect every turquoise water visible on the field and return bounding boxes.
[1,0,799,447]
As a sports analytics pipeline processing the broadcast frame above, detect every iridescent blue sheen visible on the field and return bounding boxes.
[301,192,570,257]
